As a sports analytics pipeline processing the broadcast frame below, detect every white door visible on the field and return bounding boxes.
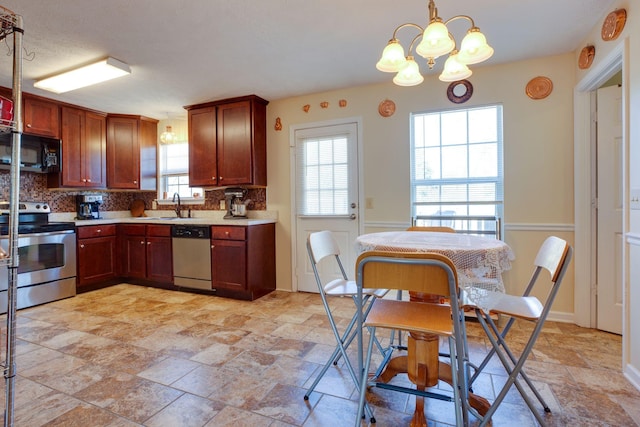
[292,121,361,293]
[596,84,623,335]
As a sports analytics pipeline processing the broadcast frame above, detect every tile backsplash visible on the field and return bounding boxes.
[0,171,266,213]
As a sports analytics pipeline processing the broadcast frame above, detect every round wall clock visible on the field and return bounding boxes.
[601,9,626,41]
[578,45,595,70]
[525,76,553,100]
[446,80,473,104]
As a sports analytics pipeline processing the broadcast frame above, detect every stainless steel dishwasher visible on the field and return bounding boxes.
[171,225,212,290]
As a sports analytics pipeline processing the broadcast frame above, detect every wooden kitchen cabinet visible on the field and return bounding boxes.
[211,223,275,300]
[107,114,158,190]
[24,96,60,138]
[119,224,173,284]
[49,106,106,188]
[185,95,268,187]
[77,224,117,288]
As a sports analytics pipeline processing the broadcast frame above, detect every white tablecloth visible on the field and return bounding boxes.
[355,231,515,292]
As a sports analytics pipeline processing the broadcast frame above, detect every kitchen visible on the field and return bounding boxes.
[1,0,640,425]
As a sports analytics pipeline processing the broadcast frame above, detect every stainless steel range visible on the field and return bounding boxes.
[0,201,77,314]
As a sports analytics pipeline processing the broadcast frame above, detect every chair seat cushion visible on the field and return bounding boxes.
[324,279,388,298]
[364,299,453,336]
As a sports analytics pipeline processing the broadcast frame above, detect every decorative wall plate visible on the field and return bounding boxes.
[601,9,626,41]
[578,45,595,70]
[446,80,473,104]
[378,99,396,117]
[525,76,553,100]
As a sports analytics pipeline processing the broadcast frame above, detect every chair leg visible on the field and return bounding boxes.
[356,326,378,426]
[475,312,549,427]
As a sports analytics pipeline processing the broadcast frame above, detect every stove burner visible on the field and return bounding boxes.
[0,201,74,236]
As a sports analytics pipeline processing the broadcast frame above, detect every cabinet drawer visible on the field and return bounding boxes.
[212,226,246,241]
[77,224,117,239]
[147,224,171,237]
[118,224,146,236]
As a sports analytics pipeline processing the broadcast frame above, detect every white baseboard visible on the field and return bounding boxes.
[624,363,640,392]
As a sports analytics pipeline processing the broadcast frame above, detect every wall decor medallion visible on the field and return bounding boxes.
[578,45,595,70]
[274,117,282,131]
[320,101,329,108]
[525,76,553,100]
[378,99,396,117]
[303,104,310,113]
[601,9,626,41]
[446,79,473,104]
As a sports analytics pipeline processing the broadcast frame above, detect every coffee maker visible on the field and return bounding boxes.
[223,187,248,219]
[76,195,103,220]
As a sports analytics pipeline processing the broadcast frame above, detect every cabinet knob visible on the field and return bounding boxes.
[26,123,32,128]
[133,180,137,184]
[141,240,145,245]
[87,179,92,183]
[96,229,102,233]
[82,179,87,182]
[211,245,214,249]
[146,241,150,245]
[80,244,85,248]
[225,231,229,236]
[219,177,223,180]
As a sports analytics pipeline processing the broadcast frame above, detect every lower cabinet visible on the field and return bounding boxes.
[119,224,173,284]
[211,223,275,300]
[77,225,117,288]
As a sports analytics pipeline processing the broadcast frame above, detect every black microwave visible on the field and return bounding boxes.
[0,133,61,173]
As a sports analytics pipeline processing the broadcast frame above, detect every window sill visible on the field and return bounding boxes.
[156,197,205,206]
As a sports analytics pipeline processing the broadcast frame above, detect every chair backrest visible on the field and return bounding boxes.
[307,230,349,283]
[406,226,456,233]
[523,236,573,308]
[356,250,458,301]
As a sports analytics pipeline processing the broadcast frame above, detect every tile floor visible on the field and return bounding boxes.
[0,284,638,426]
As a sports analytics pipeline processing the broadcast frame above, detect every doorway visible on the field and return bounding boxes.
[290,119,363,293]
[596,81,623,335]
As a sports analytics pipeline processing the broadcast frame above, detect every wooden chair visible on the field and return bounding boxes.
[407,225,456,233]
[354,251,469,427]
[461,236,572,426]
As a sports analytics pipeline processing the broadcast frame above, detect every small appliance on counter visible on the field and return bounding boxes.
[224,187,249,219]
[76,195,103,220]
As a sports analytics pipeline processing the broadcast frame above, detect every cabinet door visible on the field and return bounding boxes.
[217,101,252,186]
[24,97,60,138]
[107,116,139,189]
[147,236,173,283]
[77,236,116,286]
[60,107,85,187]
[139,118,158,191]
[188,107,217,187]
[122,234,147,279]
[84,111,107,188]
[211,239,246,291]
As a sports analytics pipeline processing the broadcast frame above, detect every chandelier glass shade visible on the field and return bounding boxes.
[376,0,493,85]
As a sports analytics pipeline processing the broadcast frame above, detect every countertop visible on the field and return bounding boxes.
[50,210,278,227]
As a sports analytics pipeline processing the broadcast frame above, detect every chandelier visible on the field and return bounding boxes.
[160,125,177,144]
[376,0,493,85]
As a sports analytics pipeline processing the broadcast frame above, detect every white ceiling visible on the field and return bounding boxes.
[0,0,617,119]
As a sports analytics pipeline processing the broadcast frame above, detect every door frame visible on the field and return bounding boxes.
[574,39,628,347]
[289,117,365,292]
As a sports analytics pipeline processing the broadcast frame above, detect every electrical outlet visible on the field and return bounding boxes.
[220,199,226,210]
[631,188,640,210]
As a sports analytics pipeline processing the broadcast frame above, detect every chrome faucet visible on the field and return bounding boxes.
[172,192,182,218]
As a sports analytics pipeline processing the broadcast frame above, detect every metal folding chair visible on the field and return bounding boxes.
[304,231,391,422]
[355,251,470,427]
[462,236,573,426]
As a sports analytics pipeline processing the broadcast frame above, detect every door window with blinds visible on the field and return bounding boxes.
[296,128,354,216]
[411,105,504,236]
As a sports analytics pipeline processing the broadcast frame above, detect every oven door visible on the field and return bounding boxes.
[0,230,76,311]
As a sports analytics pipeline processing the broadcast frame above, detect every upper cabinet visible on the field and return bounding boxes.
[23,96,60,138]
[48,106,106,188]
[185,95,268,187]
[107,114,158,190]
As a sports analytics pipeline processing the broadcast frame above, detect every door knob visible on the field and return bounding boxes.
[350,214,356,220]
[351,202,357,208]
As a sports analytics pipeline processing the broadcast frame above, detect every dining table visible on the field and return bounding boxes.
[354,230,515,426]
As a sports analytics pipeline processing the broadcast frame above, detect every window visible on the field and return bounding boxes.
[296,134,350,216]
[159,141,202,200]
[411,105,503,236]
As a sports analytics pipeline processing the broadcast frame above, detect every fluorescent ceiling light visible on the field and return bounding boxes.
[34,57,131,94]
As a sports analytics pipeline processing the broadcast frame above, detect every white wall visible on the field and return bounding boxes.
[266,52,577,317]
